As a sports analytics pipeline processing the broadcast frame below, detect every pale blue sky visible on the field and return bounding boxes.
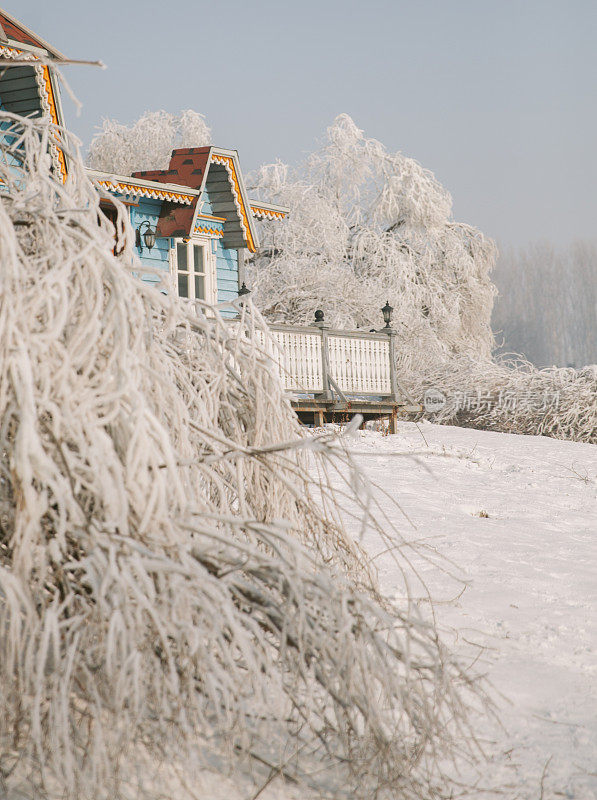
[8,0,597,247]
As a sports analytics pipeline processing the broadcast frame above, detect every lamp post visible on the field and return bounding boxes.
[135,220,157,253]
[380,300,398,403]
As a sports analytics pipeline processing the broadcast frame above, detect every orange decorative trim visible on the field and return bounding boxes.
[38,65,67,182]
[96,179,195,204]
[193,224,224,237]
[250,206,288,221]
[210,153,256,253]
[196,212,227,222]
[0,44,34,59]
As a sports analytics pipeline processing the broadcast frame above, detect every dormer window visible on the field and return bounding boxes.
[172,238,216,303]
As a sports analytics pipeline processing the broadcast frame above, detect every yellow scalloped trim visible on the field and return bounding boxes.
[96,179,195,204]
[39,65,67,182]
[250,206,288,221]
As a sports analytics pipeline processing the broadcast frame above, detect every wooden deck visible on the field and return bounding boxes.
[260,320,422,429]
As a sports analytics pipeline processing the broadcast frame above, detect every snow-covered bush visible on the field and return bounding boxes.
[0,113,488,799]
[421,357,597,442]
[87,109,211,175]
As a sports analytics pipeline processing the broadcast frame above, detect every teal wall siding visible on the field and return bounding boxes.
[199,186,240,311]
[128,198,170,288]
[216,241,239,309]
[0,99,23,168]
[199,188,214,216]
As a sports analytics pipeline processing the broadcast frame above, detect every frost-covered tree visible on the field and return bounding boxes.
[248,114,498,382]
[248,115,597,443]
[87,109,211,175]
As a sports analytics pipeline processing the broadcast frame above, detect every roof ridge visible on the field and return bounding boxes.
[170,146,212,157]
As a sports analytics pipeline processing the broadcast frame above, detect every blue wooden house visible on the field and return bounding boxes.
[0,7,288,308]
[87,152,287,309]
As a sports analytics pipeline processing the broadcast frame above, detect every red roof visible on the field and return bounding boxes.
[133,147,211,238]
[0,10,66,58]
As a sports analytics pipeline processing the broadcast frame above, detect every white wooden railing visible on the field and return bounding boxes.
[262,322,399,400]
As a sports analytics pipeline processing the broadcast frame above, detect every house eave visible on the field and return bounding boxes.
[87,168,199,205]
[249,199,290,221]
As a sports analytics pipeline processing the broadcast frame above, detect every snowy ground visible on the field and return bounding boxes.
[343,422,597,799]
[115,422,595,800]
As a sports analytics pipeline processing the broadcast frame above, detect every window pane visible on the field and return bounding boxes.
[193,245,204,274]
[194,275,205,300]
[178,273,189,298]
[176,242,188,269]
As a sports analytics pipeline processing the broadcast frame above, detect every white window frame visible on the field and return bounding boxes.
[171,236,217,304]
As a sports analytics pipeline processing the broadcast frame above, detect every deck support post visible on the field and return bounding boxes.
[315,409,325,428]
[388,407,398,434]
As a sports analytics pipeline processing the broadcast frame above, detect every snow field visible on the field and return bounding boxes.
[344,423,596,799]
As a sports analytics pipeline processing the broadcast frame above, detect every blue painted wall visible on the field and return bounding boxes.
[215,242,239,304]
[198,191,214,216]
[0,99,23,168]
[129,198,170,288]
[107,189,240,306]
[199,187,240,305]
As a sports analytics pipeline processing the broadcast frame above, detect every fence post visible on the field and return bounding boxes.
[387,327,399,403]
[313,310,332,401]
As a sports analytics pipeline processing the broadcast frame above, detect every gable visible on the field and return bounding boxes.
[133,147,210,239]
[206,153,256,252]
[133,146,259,252]
[0,45,67,180]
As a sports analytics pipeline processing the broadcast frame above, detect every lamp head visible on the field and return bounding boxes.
[136,220,157,253]
[382,300,393,328]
